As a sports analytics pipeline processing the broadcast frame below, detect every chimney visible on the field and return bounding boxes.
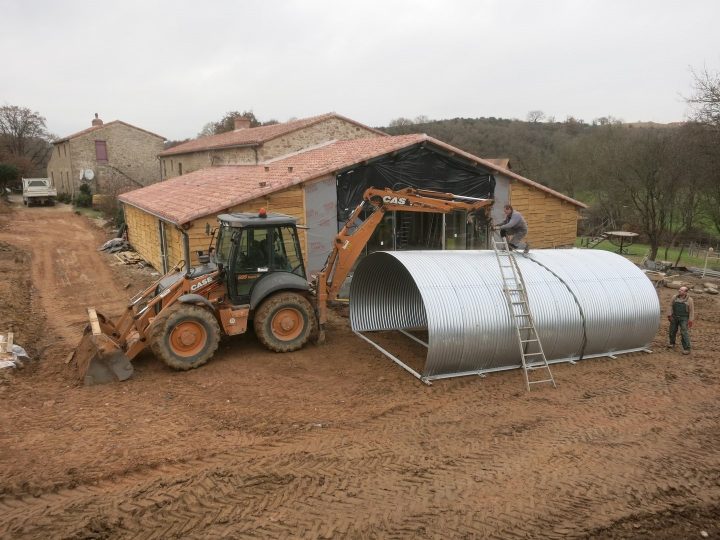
[234,116,252,130]
[91,113,103,127]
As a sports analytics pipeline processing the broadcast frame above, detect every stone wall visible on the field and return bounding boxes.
[49,122,164,199]
[161,146,257,180]
[70,123,164,198]
[160,117,382,179]
[259,117,382,161]
[46,141,73,195]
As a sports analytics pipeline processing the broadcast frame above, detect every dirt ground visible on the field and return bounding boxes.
[0,197,719,539]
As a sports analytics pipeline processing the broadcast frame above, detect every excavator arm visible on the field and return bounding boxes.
[315,187,493,326]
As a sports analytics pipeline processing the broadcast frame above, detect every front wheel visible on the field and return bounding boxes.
[254,292,317,352]
[149,304,221,370]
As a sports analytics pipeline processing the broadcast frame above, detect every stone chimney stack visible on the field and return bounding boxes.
[233,116,252,130]
[91,113,103,127]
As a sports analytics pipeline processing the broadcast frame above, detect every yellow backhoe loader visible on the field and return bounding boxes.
[74,187,492,384]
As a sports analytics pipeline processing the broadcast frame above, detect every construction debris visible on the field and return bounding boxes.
[643,270,666,288]
[0,333,29,369]
[99,237,133,254]
[665,280,690,290]
[114,251,144,265]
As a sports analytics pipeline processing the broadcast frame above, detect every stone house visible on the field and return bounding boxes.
[120,132,586,274]
[47,114,165,199]
[158,113,385,179]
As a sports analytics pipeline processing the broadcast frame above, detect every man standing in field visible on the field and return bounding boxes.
[667,286,695,355]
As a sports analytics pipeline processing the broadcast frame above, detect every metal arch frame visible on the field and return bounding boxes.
[350,250,660,384]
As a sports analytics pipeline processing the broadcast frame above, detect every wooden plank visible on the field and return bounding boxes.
[87,308,101,336]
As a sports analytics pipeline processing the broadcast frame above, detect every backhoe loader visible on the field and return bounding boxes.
[74,187,492,384]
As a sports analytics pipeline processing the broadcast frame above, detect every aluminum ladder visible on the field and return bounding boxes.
[491,237,556,391]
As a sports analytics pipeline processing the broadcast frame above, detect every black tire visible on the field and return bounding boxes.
[254,292,316,352]
[149,304,220,370]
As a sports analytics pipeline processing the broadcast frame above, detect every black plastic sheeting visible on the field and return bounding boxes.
[336,145,495,221]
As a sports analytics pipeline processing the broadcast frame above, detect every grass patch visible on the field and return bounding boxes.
[575,238,720,271]
[73,206,104,219]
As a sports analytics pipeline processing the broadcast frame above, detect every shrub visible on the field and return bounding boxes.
[74,184,92,208]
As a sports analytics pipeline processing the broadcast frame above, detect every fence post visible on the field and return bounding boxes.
[703,247,715,278]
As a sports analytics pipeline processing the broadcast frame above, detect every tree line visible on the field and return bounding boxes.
[384,69,720,260]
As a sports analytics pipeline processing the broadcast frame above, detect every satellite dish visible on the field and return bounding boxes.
[83,169,95,181]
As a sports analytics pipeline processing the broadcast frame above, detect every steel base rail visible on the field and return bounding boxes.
[353,330,432,385]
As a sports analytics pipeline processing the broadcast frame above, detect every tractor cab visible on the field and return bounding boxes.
[214,211,308,305]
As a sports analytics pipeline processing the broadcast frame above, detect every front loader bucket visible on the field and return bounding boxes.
[73,309,134,385]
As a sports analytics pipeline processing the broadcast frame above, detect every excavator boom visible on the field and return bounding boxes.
[315,187,492,326]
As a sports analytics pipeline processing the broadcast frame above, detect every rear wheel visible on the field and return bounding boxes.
[149,304,220,370]
[254,292,316,352]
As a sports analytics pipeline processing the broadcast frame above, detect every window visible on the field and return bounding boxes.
[162,160,166,178]
[170,160,174,171]
[178,162,182,175]
[63,144,67,157]
[95,140,108,162]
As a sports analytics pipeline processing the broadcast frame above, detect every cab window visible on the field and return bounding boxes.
[214,225,234,265]
[275,226,305,277]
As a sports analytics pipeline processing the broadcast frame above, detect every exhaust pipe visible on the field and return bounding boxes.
[182,229,191,276]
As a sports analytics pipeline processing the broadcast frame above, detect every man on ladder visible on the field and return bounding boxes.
[493,204,529,254]
[491,216,555,391]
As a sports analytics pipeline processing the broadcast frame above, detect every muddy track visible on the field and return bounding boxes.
[1,199,719,538]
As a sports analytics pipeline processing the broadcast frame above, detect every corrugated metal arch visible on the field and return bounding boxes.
[350,250,660,381]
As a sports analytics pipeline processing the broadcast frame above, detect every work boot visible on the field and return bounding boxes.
[523,244,530,254]
[666,343,675,350]
[682,349,691,355]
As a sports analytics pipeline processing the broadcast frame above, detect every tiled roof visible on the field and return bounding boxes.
[120,134,586,226]
[484,158,511,170]
[54,120,165,143]
[158,113,386,157]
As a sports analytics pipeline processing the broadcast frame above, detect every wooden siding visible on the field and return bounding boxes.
[124,205,164,271]
[509,181,579,247]
[182,184,306,267]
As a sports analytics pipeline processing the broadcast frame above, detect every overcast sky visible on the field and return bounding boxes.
[2,0,718,140]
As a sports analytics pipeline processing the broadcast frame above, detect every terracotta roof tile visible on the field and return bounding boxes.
[158,113,386,157]
[120,134,586,226]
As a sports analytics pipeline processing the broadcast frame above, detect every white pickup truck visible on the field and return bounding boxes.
[22,178,57,206]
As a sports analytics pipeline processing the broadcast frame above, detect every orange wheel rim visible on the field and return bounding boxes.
[169,321,207,357]
[271,308,304,341]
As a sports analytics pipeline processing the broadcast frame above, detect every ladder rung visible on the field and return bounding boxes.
[521,338,539,343]
[528,379,555,384]
[523,352,545,357]
[510,301,527,305]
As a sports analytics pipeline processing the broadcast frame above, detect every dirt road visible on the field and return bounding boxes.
[1,198,719,539]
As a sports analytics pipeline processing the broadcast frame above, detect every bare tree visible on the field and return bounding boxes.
[590,126,684,260]
[686,66,720,127]
[0,105,53,175]
[526,110,545,123]
[388,117,414,127]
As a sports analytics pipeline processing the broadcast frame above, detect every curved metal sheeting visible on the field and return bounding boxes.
[350,250,660,379]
